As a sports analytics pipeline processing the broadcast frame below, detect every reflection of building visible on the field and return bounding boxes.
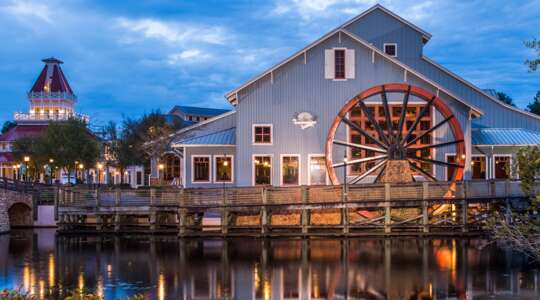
[152,4,540,188]
[0,58,88,180]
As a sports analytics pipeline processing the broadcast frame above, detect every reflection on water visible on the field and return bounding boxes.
[0,229,539,299]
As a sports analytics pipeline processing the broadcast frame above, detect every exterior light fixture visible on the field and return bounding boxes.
[78,163,84,169]
[461,154,466,159]
[24,156,30,162]
[97,163,103,170]
[49,158,54,163]
[158,164,164,170]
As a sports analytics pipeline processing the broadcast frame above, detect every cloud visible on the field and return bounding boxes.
[116,17,229,45]
[1,0,53,24]
[167,49,212,65]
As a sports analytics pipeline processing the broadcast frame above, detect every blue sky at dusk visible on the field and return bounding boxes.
[0,0,539,128]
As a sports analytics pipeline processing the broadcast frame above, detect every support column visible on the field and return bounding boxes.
[222,188,229,236]
[301,186,309,235]
[422,182,429,233]
[342,185,349,236]
[384,183,391,234]
[261,188,269,236]
[178,208,187,237]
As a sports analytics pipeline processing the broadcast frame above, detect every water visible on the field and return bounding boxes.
[0,229,538,299]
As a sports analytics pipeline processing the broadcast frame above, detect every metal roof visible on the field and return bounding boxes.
[175,128,235,146]
[170,105,230,117]
[472,128,540,146]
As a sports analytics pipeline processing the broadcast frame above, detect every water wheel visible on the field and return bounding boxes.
[326,83,465,185]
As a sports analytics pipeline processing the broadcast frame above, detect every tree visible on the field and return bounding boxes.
[11,136,47,181]
[42,119,100,184]
[1,121,16,134]
[526,91,540,115]
[525,39,540,72]
[496,91,515,106]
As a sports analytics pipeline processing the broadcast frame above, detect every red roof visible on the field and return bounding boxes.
[0,125,48,142]
[29,57,73,94]
[0,153,14,163]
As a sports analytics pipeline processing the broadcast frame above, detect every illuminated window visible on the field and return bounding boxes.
[494,156,511,179]
[281,155,300,185]
[215,156,233,183]
[309,156,327,185]
[471,156,486,179]
[253,156,271,185]
[192,156,210,183]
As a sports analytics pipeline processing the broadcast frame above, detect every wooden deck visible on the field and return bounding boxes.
[51,180,535,237]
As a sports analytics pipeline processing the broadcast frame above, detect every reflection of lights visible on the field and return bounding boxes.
[97,276,104,298]
[39,280,45,299]
[263,279,271,300]
[253,264,260,290]
[48,254,55,288]
[78,272,84,294]
[158,273,165,300]
[23,264,30,292]
[429,283,433,298]
[312,272,320,298]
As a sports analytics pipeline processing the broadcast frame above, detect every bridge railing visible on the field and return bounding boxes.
[53,179,538,210]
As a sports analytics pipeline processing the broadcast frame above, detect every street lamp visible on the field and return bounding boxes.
[97,163,103,185]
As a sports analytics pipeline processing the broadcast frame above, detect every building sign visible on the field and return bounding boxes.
[293,112,317,129]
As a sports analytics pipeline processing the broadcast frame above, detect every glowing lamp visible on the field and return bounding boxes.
[97,163,103,170]
[49,158,54,163]
[158,164,164,170]
[23,156,30,162]
[78,163,84,169]
[223,160,229,167]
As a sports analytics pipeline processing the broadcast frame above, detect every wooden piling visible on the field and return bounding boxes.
[422,182,429,233]
[222,188,229,236]
[261,188,268,236]
[384,183,391,233]
[301,186,309,235]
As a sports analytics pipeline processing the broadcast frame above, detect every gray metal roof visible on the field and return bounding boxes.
[175,127,235,146]
[472,128,540,146]
[170,105,230,117]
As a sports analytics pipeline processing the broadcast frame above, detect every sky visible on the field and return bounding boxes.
[0,0,539,129]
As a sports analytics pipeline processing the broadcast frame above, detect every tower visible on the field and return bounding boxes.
[14,57,88,123]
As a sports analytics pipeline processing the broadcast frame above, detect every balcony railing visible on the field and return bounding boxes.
[14,112,89,123]
[27,91,77,101]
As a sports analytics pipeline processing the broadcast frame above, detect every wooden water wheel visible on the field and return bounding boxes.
[325,83,465,186]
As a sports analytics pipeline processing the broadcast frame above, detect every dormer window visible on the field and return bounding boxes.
[384,43,397,57]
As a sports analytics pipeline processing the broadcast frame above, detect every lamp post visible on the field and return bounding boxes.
[158,163,164,185]
[78,163,84,184]
[97,163,103,186]
[23,156,30,182]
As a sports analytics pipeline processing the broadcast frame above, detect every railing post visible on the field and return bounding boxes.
[384,183,391,234]
[422,182,429,233]
[261,188,268,236]
[53,186,59,221]
[461,198,468,233]
[222,188,229,236]
[301,186,309,235]
[150,188,156,206]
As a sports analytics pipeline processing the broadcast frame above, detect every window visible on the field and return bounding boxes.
[188,116,193,121]
[281,155,300,185]
[494,155,511,179]
[253,155,272,185]
[471,156,487,179]
[192,156,210,183]
[334,49,345,79]
[196,116,200,122]
[136,171,142,185]
[253,124,272,144]
[384,43,397,57]
[309,155,327,185]
[215,156,233,183]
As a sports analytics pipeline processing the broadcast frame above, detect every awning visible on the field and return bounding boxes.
[472,128,540,146]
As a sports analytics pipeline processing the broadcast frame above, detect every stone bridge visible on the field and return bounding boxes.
[0,188,33,233]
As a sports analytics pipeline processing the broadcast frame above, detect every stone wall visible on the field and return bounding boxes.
[0,189,33,233]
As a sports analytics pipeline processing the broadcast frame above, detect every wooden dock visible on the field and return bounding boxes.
[53,180,534,237]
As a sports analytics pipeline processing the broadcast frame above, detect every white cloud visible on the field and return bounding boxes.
[1,0,52,24]
[167,49,212,64]
[116,17,229,45]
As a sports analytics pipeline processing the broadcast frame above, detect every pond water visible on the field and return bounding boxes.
[0,229,538,299]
